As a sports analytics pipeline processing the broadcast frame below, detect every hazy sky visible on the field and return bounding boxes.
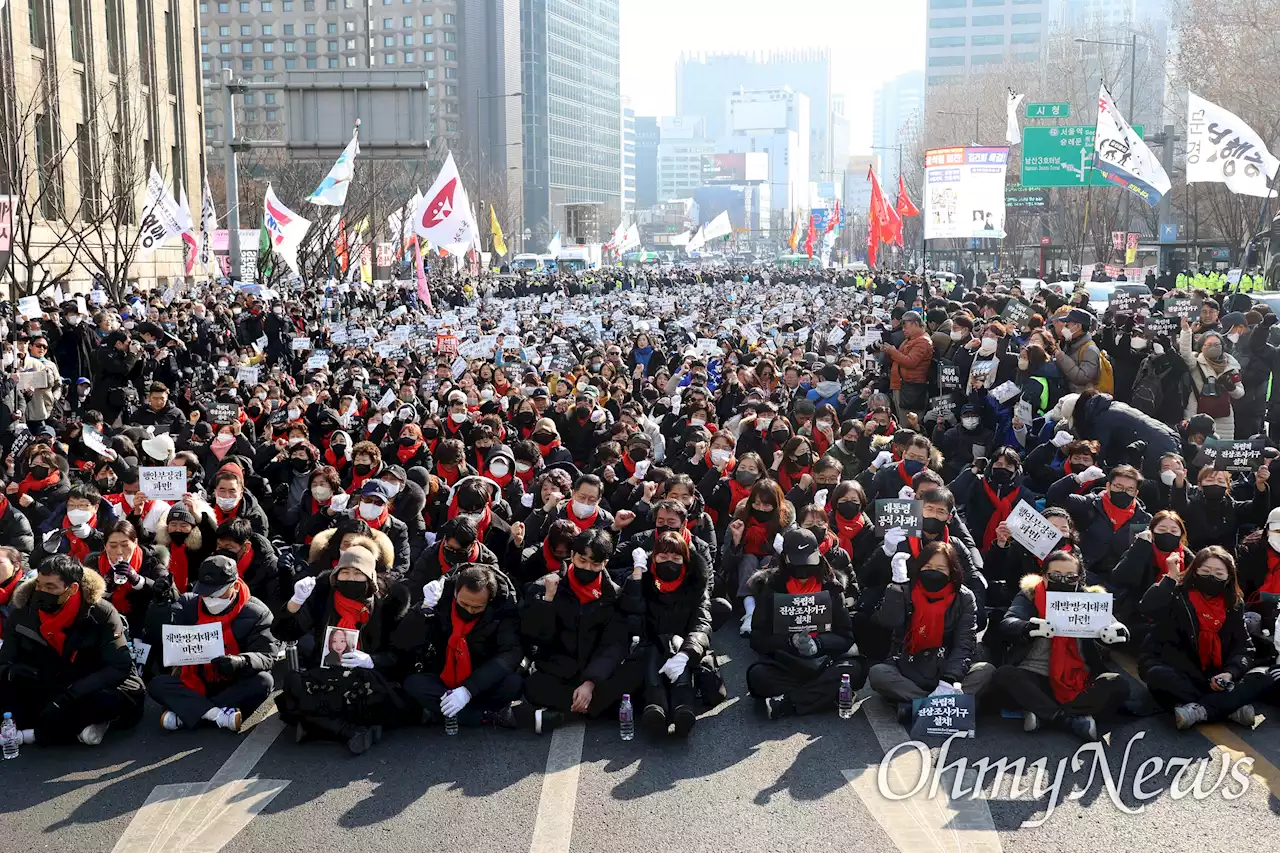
[619,0,926,155]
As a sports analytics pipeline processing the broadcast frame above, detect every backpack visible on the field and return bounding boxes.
[1129,353,1182,417]
[1095,347,1115,395]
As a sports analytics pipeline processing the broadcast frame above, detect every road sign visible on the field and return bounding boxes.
[1025,102,1070,119]
[1021,124,1144,188]
[1006,189,1048,210]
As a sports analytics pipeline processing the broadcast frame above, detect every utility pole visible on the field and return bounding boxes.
[222,69,244,282]
[1117,32,1137,239]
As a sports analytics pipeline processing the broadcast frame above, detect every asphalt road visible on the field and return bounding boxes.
[2,633,1279,853]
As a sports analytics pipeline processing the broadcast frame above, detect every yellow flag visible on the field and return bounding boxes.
[490,205,508,257]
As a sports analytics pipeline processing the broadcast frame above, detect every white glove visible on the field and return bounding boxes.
[891,552,909,584]
[1098,622,1130,645]
[897,486,916,500]
[1050,431,1074,448]
[813,489,829,509]
[341,650,374,669]
[871,450,894,470]
[521,493,534,508]
[290,576,317,606]
[590,409,606,424]
[440,686,472,717]
[1028,617,1056,638]
[929,681,961,697]
[882,526,908,556]
[72,523,92,538]
[631,547,648,570]
[1075,465,1105,484]
[423,578,445,609]
[659,652,689,682]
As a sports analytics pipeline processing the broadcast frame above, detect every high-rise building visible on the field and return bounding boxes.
[724,88,810,216]
[828,94,850,192]
[657,117,713,204]
[459,0,523,204]
[924,0,1048,87]
[521,0,622,244]
[7,0,205,287]
[676,50,833,179]
[634,116,659,210]
[872,70,923,192]
[622,100,636,215]
[845,154,880,219]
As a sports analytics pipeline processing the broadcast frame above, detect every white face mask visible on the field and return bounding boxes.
[381,481,402,496]
[256,391,268,400]
[1061,327,1075,341]
[67,509,93,526]
[302,394,316,406]
[515,461,532,473]
[710,449,733,466]
[571,500,595,519]
[1227,332,1240,344]
[288,436,304,447]
[816,420,832,430]
[122,492,136,507]
[358,501,384,520]
[489,460,510,477]
[950,330,965,342]
[450,411,468,424]
[757,417,773,430]
[1017,357,1029,371]
[689,418,706,427]
[1269,531,1280,552]
[287,408,302,421]
[216,495,239,510]
[1160,469,1177,487]
[977,338,997,357]
[67,315,82,326]
[203,594,233,614]
[312,485,333,502]
[961,417,981,430]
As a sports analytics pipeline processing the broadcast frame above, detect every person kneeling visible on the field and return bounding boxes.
[146,555,278,734]
[994,550,1130,741]
[0,554,144,746]
[746,529,864,719]
[868,541,994,725]
[400,564,523,729]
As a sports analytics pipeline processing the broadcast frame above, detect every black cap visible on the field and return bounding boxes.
[192,555,238,595]
[783,528,820,566]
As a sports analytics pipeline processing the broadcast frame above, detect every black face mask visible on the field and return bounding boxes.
[792,453,812,468]
[399,436,418,447]
[770,430,790,443]
[751,507,773,521]
[1047,572,1079,592]
[918,571,950,593]
[29,465,49,481]
[1192,573,1228,598]
[517,412,536,426]
[331,444,347,457]
[457,495,485,513]
[455,602,483,622]
[903,459,925,475]
[215,548,242,562]
[532,431,555,446]
[987,467,1016,486]
[96,479,118,494]
[423,428,440,441]
[443,546,471,564]
[629,448,649,462]
[836,500,861,520]
[572,567,601,586]
[168,530,189,546]
[789,562,818,579]
[653,559,684,582]
[353,463,373,475]
[735,469,759,487]
[922,517,947,536]
[290,458,310,472]
[575,406,591,420]
[1153,531,1182,552]
[336,578,371,600]
[1107,489,1135,508]
[1201,484,1227,501]
[33,590,65,613]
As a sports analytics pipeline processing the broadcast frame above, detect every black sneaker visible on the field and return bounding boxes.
[896,702,914,726]
[641,704,668,737]
[346,726,376,755]
[482,706,518,729]
[765,695,795,720]
[671,705,697,737]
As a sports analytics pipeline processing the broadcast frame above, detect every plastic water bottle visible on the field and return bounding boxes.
[444,714,459,736]
[2,712,19,759]
[619,694,634,741]
[838,674,854,720]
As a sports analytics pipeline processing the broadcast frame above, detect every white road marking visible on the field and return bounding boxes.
[527,722,586,853]
[844,692,1003,853]
[112,710,289,853]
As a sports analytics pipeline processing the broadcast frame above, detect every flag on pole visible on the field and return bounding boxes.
[489,205,508,256]
[1006,89,1025,146]
[686,225,707,253]
[702,210,732,242]
[334,216,349,273]
[178,188,199,275]
[260,184,311,275]
[413,152,480,254]
[200,181,218,269]
[804,214,817,259]
[1186,92,1279,198]
[1094,83,1171,206]
[412,237,432,310]
[257,219,274,279]
[896,175,920,218]
[788,215,801,252]
[307,123,360,206]
[547,230,562,256]
[621,223,641,252]
[824,201,840,235]
[136,166,189,259]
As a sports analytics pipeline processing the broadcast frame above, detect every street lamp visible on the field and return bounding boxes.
[1075,34,1140,233]
[474,91,524,180]
[936,109,980,145]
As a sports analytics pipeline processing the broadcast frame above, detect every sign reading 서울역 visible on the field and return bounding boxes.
[1021,125,1144,188]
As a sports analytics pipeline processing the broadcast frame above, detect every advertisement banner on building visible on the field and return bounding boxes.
[923,147,1010,240]
[701,152,770,185]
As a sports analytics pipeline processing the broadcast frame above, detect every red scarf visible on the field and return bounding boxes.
[906,581,956,654]
[179,580,250,696]
[833,512,866,561]
[515,464,535,487]
[323,447,349,470]
[652,559,687,593]
[566,569,602,604]
[439,541,479,573]
[1188,588,1227,671]
[817,531,836,555]
[813,429,831,457]
[440,604,477,689]
[1152,544,1186,580]
[714,478,753,526]
[62,510,98,562]
[169,543,191,593]
[17,468,59,497]
[541,540,566,576]
[1034,541,1071,567]
[705,451,735,476]
[777,463,811,492]
[98,546,144,615]
[1034,580,1091,703]
[396,440,424,464]
[536,438,562,458]
[981,481,1021,550]
[0,570,21,606]
[907,527,949,558]
[362,502,391,530]
[437,463,461,487]
[785,576,822,595]
[743,516,772,556]
[486,466,513,488]
[895,461,914,488]
[333,589,371,630]
[566,503,599,533]
[235,543,255,577]
[37,586,82,655]
[1259,548,1280,599]
[214,499,241,526]
[620,453,637,477]
[1100,491,1136,531]
[350,467,374,494]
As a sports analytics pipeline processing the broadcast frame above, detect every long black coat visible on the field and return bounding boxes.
[620,554,713,665]
[145,588,278,675]
[272,571,412,678]
[1071,394,1180,480]
[519,570,629,684]
[874,579,977,688]
[1139,575,1252,681]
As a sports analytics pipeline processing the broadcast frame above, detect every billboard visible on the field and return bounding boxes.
[1021,125,1144,188]
[702,153,768,184]
[924,147,1010,240]
[729,98,788,132]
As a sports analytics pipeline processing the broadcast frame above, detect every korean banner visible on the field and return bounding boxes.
[1094,83,1170,206]
[923,147,1010,240]
[1186,92,1279,198]
[137,166,192,258]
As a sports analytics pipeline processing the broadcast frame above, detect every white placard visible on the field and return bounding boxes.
[17,369,48,391]
[81,425,110,456]
[17,296,41,320]
[162,623,225,667]
[236,366,261,386]
[306,354,330,370]
[923,147,1010,240]
[1014,400,1033,425]
[1004,500,1064,560]
[1044,591,1113,639]
[291,336,312,351]
[140,466,187,501]
[129,640,152,667]
[377,388,397,409]
[992,380,1022,404]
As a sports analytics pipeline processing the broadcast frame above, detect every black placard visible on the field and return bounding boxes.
[773,590,834,634]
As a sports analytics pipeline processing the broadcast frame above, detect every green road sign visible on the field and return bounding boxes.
[1020,124,1144,188]
[1025,102,1070,119]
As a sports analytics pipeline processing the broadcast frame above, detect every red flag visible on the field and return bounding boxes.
[804,214,817,259]
[824,201,840,234]
[867,215,879,269]
[335,217,349,273]
[896,175,920,218]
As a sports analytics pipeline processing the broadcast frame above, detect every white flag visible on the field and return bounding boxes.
[137,166,189,259]
[669,230,692,247]
[307,126,360,206]
[703,210,732,242]
[1186,92,1279,198]
[620,223,641,252]
[413,152,478,254]
[547,230,562,256]
[1094,83,1171,206]
[261,184,312,275]
[686,225,707,253]
[200,182,218,267]
[605,221,627,250]
[178,188,199,275]
[1006,90,1025,146]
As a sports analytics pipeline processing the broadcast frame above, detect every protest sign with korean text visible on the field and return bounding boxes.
[1045,591,1113,638]
[162,623,225,667]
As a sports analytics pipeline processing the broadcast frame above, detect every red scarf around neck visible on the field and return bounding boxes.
[906,581,956,654]
[833,512,866,561]
[785,574,822,595]
[0,570,21,606]
[1152,544,1186,580]
[440,603,477,689]
[566,568,603,604]
[98,546,144,615]
[235,543,255,577]
[777,464,811,493]
[169,542,191,593]
[437,463,461,487]
[62,510,98,562]
[566,503,599,532]
[396,440,424,464]
[214,499,242,527]
[17,469,59,497]
[1259,548,1280,599]
[179,580,250,696]
[1100,491,1136,531]
[981,481,1021,550]
[486,466,513,488]
[542,540,566,576]
[38,586,82,655]
[333,588,371,630]
[1034,580,1091,703]
[1188,588,1227,672]
[440,541,480,573]
[350,467,374,494]
[652,559,687,593]
[536,438,562,458]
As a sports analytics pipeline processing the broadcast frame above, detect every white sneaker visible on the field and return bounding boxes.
[161,711,183,731]
[77,721,110,746]
[739,611,753,637]
[215,707,243,733]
